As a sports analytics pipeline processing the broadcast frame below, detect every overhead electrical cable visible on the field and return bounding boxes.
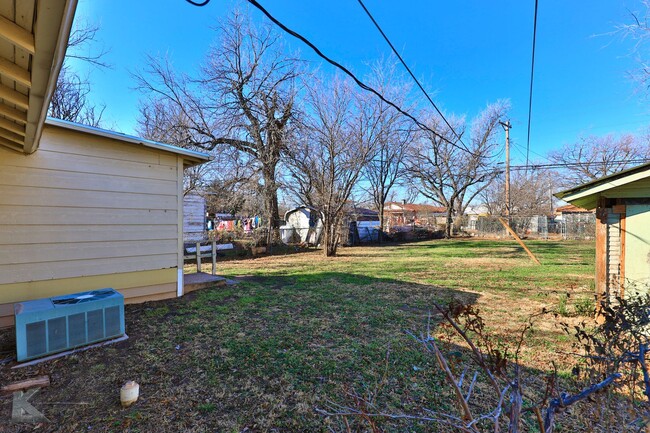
[356,0,473,155]
[184,0,476,156]
[525,0,539,169]
[476,159,650,177]
[512,140,553,164]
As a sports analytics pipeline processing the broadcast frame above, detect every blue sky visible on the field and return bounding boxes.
[72,0,650,165]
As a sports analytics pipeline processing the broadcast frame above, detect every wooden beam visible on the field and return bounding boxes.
[0,127,24,145]
[0,84,29,109]
[1,376,49,394]
[0,103,27,124]
[0,15,35,54]
[0,57,31,87]
[0,117,25,136]
[498,217,541,265]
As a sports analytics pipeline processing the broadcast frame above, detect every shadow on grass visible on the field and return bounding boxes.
[0,272,483,432]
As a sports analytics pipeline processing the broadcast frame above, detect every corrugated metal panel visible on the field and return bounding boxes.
[183,194,205,241]
[606,211,621,300]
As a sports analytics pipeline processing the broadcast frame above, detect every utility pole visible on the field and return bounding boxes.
[499,121,512,223]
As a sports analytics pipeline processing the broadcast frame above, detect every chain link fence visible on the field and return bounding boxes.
[463,214,596,240]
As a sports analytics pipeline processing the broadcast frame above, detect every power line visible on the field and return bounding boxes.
[184,0,476,156]
[356,0,473,155]
[511,139,553,164]
[479,159,650,177]
[525,0,539,168]
[244,0,477,155]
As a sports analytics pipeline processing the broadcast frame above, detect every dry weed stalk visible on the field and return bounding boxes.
[319,300,623,432]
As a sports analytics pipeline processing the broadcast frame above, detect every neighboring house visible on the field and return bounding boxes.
[383,202,446,230]
[556,162,650,303]
[555,204,594,221]
[281,206,323,245]
[464,204,489,231]
[554,204,596,240]
[0,2,210,327]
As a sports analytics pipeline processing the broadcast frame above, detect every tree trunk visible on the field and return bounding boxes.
[445,206,454,239]
[323,214,339,257]
[262,165,280,246]
[378,202,385,244]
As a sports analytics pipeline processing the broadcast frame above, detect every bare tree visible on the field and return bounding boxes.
[548,133,650,187]
[407,101,509,238]
[286,77,377,256]
[138,95,266,217]
[135,9,301,245]
[616,1,650,93]
[482,168,557,216]
[362,59,414,239]
[138,97,214,195]
[48,21,108,126]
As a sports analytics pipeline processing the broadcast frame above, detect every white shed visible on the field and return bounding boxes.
[281,206,323,245]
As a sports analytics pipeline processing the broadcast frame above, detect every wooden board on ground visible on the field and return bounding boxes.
[498,217,541,265]
[1,375,49,394]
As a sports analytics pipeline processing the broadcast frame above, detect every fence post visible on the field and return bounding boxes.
[211,240,216,276]
[196,241,201,273]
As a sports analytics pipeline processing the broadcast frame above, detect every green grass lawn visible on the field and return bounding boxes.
[2,239,596,432]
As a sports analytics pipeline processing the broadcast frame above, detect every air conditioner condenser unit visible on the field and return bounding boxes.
[14,288,125,362]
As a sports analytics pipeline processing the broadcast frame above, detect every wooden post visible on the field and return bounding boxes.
[195,241,201,273]
[498,217,541,265]
[211,240,217,276]
[504,122,511,220]
[500,121,512,222]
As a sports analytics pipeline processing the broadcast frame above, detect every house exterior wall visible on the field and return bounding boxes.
[594,201,650,304]
[0,123,183,327]
[624,205,650,292]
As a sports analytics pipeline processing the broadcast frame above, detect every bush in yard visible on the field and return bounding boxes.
[320,298,650,432]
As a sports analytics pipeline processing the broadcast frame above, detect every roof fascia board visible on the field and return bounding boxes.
[24,0,78,154]
[559,169,650,204]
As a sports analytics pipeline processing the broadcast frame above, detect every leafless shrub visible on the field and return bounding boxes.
[319,301,623,432]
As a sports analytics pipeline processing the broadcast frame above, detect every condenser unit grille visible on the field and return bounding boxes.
[15,289,125,362]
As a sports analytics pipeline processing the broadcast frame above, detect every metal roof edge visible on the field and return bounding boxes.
[44,118,212,162]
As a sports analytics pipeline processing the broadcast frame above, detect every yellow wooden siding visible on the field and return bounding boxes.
[0,206,177,226]
[624,205,650,292]
[0,225,178,245]
[0,269,177,326]
[0,123,183,316]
